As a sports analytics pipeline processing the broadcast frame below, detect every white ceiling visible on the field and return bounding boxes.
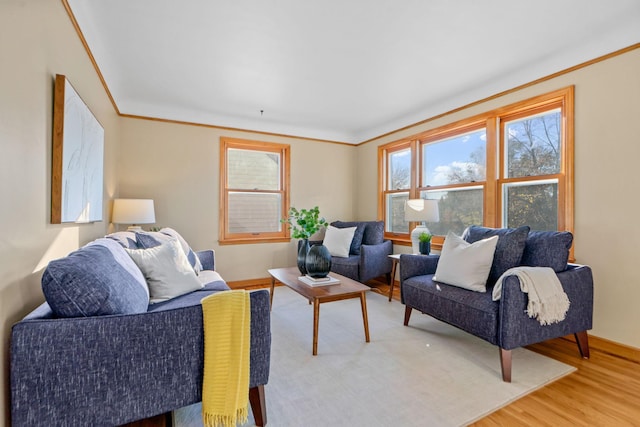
[67,0,640,144]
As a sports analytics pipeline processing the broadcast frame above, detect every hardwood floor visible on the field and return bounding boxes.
[128,278,640,427]
[473,338,640,426]
[372,278,640,427]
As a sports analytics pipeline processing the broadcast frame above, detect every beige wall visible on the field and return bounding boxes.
[0,0,638,424]
[356,48,640,348]
[118,118,356,281]
[0,0,121,424]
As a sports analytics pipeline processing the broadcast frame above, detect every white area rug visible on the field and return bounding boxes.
[175,286,575,427]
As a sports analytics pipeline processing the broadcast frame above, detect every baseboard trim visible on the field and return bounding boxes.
[227,277,273,289]
[587,334,640,364]
[559,334,639,363]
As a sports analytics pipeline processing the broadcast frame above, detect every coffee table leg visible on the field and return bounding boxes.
[269,277,275,310]
[360,292,370,343]
[313,298,320,355]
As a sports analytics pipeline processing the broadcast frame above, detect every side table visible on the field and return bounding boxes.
[388,254,401,301]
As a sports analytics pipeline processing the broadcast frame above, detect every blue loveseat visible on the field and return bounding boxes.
[10,231,271,426]
[401,226,594,382]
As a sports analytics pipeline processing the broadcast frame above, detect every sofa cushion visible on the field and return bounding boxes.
[136,231,165,249]
[323,225,357,258]
[160,228,203,273]
[403,274,500,344]
[136,229,203,275]
[330,221,366,255]
[125,237,204,303]
[433,232,499,292]
[330,255,360,281]
[42,241,149,317]
[197,270,227,287]
[362,221,385,245]
[522,231,573,272]
[106,231,139,249]
[87,238,149,298]
[463,225,530,286]
[125,238,203,304]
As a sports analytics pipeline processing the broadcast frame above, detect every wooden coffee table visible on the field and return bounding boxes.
[268,267,370,355]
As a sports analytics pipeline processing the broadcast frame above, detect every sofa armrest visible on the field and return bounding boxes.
[248,289,272,387]
[197,249,215,271]
[498,264,594,350]
[359,240,393,282]
[399,254,440,281]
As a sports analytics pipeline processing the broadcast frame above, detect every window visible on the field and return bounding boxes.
[380,142,415,234]
[500,108,564,231]
[219,138,290,244]
[378,87,573,247]
[419,126,487,236]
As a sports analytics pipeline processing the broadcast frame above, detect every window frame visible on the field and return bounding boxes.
[378,140,417,238]
[219,137,291,245]
[378,86,574,250]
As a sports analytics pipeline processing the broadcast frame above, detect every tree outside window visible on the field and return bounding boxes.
[502,109,562,231]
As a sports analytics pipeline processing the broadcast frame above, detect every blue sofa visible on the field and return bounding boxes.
[322,220,393,283]
[401,226,594,382]
[10,232,271,426]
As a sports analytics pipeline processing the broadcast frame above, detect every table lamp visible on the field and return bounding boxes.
[405,199,439,254]
[112,199,155,232]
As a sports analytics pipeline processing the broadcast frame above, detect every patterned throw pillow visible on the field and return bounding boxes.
[105,231,139,249]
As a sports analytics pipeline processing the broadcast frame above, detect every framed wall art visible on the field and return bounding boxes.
[51,74,104,223]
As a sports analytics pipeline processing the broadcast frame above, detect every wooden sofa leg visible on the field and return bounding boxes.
[500,348,512,383]
[575,331,590,359]
[249,385,267,426]
[403,306,412,326]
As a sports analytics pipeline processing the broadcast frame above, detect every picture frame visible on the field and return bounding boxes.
[51,74,104,223]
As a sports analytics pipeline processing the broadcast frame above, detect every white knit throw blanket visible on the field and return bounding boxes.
[492,266,570,325]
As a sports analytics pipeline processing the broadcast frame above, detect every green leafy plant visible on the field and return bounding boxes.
[418,231,432,243]
[281,206,328,239]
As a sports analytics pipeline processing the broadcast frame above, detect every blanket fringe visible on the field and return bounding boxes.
[203,407,248,427]
[527,292,570,325]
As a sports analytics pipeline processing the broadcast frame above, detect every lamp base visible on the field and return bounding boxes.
[410,225,431,254]
[127,225,143,232]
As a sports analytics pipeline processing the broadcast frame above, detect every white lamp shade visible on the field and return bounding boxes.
[112,199,156,225]
[405,199,439,222]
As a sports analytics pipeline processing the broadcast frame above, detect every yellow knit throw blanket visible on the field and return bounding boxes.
[201,290,251,427]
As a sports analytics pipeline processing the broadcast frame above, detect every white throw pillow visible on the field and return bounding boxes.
[323,225,357,258]
[159,227,203,274]
[125,237,204,303]
[433,231,499,292]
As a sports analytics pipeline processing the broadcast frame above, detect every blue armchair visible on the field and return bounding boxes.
[400,227,593,382]
[317,221,393,284]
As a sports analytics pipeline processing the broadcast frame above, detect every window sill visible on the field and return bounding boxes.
[386,235,443,252]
